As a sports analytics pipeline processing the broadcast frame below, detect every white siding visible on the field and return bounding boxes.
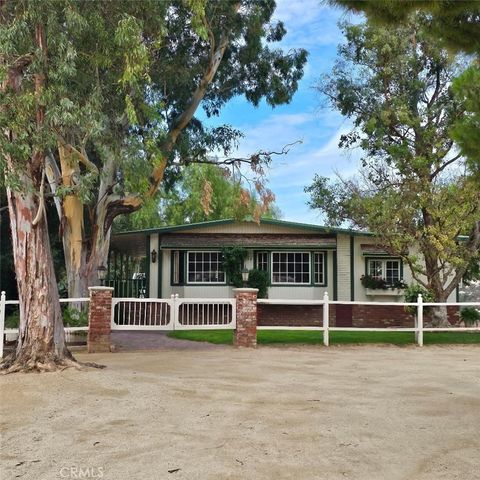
[148,234,159,297]
[336,234,351,301]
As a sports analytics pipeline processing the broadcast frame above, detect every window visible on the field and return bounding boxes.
[271,252,310,284]
[256,252,268,271]
[314,252,326,285]
[367,258,401,285]
[187,251,225,284]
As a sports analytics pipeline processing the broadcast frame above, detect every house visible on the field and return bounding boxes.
[109,218,458,327]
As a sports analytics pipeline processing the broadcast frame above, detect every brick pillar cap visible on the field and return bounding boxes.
[233,288,259,294]
[88,286,114,292]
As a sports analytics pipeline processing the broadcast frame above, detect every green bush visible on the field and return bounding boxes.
[63,307,88,327]
[5,312,19,328]
[247,268,270,298]
[221,246,248,287]
[460,307,480,325]
[403,284,435,315]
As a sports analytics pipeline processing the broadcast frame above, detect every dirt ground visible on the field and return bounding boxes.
[1,344,479,480]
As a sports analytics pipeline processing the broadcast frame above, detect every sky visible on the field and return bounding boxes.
[202,0,362,224]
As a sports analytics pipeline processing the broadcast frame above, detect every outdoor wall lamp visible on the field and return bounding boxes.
[241,267,249,287]
[96,265,107,286]
[151,249,157,264]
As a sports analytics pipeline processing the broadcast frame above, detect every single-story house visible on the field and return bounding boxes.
[109,218,458,327]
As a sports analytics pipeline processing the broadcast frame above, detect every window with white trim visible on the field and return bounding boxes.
[271,252,310,284]
[256,252,268,271]
[187,251,225,284]
[314,252,326,285]
[367,258,400,285]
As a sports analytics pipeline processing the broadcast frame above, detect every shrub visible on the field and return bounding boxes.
[5,312,19,328]
[403,284,435,315]
[63,307,88,327]
[247,269,270,298]
[221,246,248,287]
[460,307,480,326]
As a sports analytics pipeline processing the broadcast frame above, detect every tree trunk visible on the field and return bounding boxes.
[431,305,450,327]
[2,179,76,372]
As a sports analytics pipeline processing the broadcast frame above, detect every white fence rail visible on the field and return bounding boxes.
[0,293,90,358]
[2,290,479,357]
[111,295,236,331]
[258,293,480,346]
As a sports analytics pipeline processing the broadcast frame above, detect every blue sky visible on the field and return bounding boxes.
[203,1,362,224]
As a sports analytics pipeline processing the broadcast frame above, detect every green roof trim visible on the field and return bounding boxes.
[114,217,373,237]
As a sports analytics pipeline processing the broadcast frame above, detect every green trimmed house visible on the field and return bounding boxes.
[108,218,458,306]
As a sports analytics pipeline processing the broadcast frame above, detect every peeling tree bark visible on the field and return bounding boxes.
[3,175,75,372]
[58,142,88,302]
[1,22,79,372]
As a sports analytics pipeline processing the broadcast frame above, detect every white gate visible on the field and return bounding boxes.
[111,295,236,331]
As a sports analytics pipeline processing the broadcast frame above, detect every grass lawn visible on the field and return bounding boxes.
[168,329,480,346]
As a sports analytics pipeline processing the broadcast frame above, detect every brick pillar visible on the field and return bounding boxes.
[87,286,114,353]
[233,288,258,348]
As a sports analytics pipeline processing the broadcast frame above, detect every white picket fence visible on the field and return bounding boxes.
[258,292,480,346]
[111,295,236,331]
[0,292,90,358]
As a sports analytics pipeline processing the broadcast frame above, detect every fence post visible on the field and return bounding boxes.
[88,286,114,353]
[323,291,329,347]
[171,294,176,330]
[233,288,258,348]
[0,291,5,358]
[417,294,423,347]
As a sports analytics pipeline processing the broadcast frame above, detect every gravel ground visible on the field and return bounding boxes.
[1,345,479,480]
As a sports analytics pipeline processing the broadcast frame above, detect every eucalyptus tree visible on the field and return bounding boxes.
[41,0,306,300]
[305,18,480,326]
[0,0,306,371]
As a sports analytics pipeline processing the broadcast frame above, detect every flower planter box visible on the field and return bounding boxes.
[365,288,404,297]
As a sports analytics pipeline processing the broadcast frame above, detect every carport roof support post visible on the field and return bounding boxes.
[88,286,114,353]
[233,288,258,348]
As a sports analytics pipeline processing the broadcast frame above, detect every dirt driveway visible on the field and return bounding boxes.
[1,345,479,480]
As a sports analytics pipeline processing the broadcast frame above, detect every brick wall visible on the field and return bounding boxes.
[88,287,113,353]
[351,305,459,328]
[256,303,459,328]
[234,289,258,347]
[257,304,336,327]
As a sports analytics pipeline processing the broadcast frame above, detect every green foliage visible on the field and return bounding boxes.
[160,164,281,226]
[330,1,480,56]
[460,307,480,326]
[403,284,435,315]
[5,312,20,329]
[221,246,248,287]
[247,269,270,298]
[62,307,88,327]
[114,163,281,231]
[329,0,480,209]
[451,65,480,175]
